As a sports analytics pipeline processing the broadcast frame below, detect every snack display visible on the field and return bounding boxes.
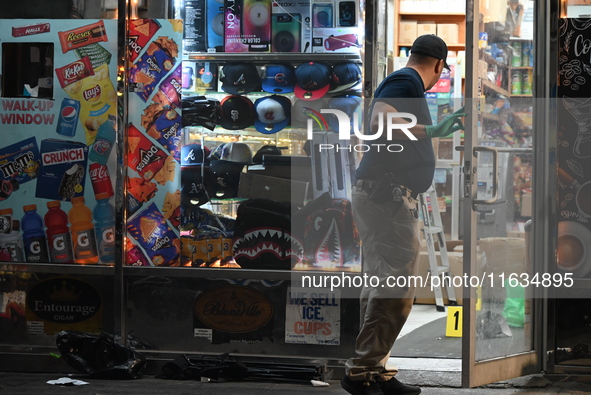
[128,19,162,62]
[0,137,40,185]
[36,139,88,201]
[127,203,181,266]
[75,43,112,68]
[127,124,167,180]
[129,36,179,102]
[141,102,182,162]
[58,20,109,53]
[58,60,118,145]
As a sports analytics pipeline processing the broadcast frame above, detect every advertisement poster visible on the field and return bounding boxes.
[557,18,591,279]
[125,19,183,267]
[285,287,340,345]
[193,282,278,344]
[0,19,118,265]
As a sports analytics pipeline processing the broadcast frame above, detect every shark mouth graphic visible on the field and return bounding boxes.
[313,217,343,266]
[233,227,304,262]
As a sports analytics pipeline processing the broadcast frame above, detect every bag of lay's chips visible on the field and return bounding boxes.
[56,57,117,145]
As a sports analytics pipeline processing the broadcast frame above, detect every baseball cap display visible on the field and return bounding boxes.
[262,64,296,93]
[410,34,450,70]
[181,165,215,207]
[329,62,362,93]
[294,62,332,101]
[181,143,211,166]
[327,95,362,133]
[220,63,261,94]
[254,95,292,134]
[219,95,255,130]
[291,98,329,130]
[208,160,244,199]
[253,145,282,164]
[209,142,254,165]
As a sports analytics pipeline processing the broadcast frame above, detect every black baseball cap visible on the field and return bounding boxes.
[410,34,450,70]
[220,63,261,94]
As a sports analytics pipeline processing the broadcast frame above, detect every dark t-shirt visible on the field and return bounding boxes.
[355,67,435,195]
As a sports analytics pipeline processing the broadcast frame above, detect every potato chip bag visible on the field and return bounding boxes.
[61,61,117,145]
[127,203,180,266]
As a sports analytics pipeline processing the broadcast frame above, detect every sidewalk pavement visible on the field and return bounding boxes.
[2,370,591,394]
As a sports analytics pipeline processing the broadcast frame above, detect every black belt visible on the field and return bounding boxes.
[355,179,413,199]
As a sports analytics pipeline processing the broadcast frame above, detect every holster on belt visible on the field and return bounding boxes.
[360,173,411,204]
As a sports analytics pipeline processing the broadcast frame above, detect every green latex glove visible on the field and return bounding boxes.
[425,106,466,138]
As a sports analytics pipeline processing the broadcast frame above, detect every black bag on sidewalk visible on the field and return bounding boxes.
[56,331,147,379]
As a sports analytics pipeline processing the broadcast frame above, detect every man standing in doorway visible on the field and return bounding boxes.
[341,35,465,395]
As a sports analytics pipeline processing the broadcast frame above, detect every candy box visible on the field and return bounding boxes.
[0,137,41,185]
[36,139,88,201]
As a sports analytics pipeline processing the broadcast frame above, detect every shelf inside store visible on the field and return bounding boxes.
[398,12,465,16]
[481,112,503,122]
[511,94,533,98]
[481,80,511,97]
[122,265,363,280]
[184,52,362,63]
[1,262,114,275]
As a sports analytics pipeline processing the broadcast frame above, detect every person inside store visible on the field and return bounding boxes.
[341,34,466,395]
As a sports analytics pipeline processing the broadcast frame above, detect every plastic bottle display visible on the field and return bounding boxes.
[0,179,19,201]
[45,200,74,263]
[88,114,116,165]
[68,197,99,264]
[0,220,24,262]
[21,204,49,263]
[0,208,13,233]
[93,193,115,264]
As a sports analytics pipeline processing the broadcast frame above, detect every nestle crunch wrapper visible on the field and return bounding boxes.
[36,139,89,201]
[56,57,117,145]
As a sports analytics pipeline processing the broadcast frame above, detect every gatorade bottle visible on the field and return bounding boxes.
[93,192,115,264]
[89,115,116,165]
[45,200,74,263]
[21,204,49,263]
[0,220,24,262]
[68,196,99,264]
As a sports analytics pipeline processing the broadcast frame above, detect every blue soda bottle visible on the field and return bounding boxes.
[93,192,115,264]
[22,204,49,263]
[89,115,116,165]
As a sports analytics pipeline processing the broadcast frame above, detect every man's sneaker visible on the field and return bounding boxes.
[341,375,384,395]
[378,377,421,395]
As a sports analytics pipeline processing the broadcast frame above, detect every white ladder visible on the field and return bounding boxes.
[418,184,458,312]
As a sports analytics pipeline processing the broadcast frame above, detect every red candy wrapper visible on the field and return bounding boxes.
[55,56,94,89]
[127,124,167,180]
[58,20,108,53]
[12,22,50,37]
[128,19,162,62]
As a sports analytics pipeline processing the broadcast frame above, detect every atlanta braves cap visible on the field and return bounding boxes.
[219,95,255,130]
[262,64,296,93]
[329,62,362,93]
[410,34,450,70]
[254,95,292,134]
[220,63,261,94]
[294,62,332,101]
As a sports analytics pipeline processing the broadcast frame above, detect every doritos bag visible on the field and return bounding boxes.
[232,199,303,270]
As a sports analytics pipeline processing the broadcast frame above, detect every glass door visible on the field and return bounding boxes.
[462,0,544,387]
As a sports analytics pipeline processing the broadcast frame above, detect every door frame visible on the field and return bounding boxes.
[461,0,556,387]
